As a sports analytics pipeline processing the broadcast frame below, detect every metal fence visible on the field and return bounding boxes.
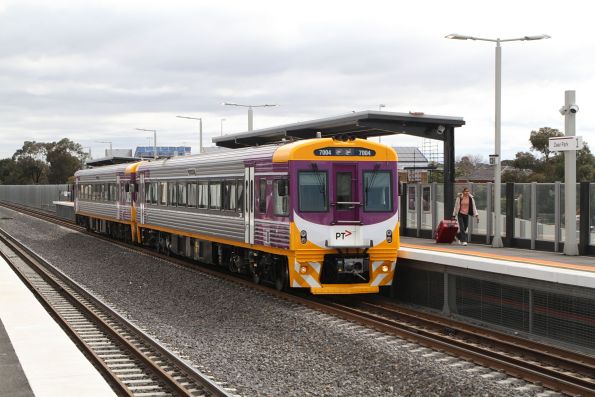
[0,184,72,213]
[401,182,595,255]
[393,261,595,352]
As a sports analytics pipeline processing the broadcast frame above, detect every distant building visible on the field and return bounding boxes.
[134,146,191,158]
[106,149,133,157]
[393,147,431,183]
[455,164,495,183]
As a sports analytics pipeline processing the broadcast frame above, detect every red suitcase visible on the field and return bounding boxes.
[434,219,459,243]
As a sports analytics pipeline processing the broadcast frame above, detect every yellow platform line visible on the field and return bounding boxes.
[400,243,595,273]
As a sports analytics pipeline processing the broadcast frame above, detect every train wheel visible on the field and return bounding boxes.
[250,266,261,284]
[274,261,289,291]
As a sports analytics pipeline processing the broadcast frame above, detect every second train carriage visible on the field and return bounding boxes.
[75,137,399,294]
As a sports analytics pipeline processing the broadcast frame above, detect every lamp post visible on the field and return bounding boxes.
[220,118,226,136]
[176,115,203,154]
[136,128,157,160]
[223,102,277,131]
[445,33,550,248]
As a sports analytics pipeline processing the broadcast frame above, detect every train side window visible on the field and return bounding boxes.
[168,182,177,206]
[110,184,117,202]
[258,179,267,213]
[151,182,157,204]
[145,182,152,203]
[236,179,244,212]
[125,183,131,204]
[209,181,222,210]
[198,181,208,208]
[223,180,236,210]
[178,182,187,206]
[159,182,167,205]
[187,182,197,207]
[273,179,289,216]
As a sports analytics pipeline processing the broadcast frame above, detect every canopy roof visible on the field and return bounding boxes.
[213,110,465,148]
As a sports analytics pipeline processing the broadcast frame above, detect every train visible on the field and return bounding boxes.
[74,137,399,294]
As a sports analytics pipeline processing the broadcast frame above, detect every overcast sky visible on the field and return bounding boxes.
[1,0,594,161]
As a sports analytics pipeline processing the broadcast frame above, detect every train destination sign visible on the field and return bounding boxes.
[314,147,376,157]
[548,136,584,152]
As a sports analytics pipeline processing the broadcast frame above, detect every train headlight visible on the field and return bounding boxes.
[300,230,307,244]
[300,265,308,274]
[386,229,393,243]
[381,264,390,273]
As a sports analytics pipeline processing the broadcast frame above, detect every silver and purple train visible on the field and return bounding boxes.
[75,137,399,294]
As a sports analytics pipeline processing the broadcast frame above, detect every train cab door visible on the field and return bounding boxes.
[244,166,255,244]
[333,163,359,224]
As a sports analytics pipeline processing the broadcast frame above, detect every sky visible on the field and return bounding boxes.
[1,0,594,162]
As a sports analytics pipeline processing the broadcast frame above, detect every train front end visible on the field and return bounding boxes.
[276,138,399,294]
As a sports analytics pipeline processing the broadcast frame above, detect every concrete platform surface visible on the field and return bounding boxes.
[400,236,595,288]
[0,256,116,397]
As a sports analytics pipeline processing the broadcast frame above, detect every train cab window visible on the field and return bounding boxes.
[159,182,167,205]
[178,183,187,206]
[198,181,208,208]
[236,179,244,212]
[223,180,237,211]
[298,171,328,212]
[273,179,289,216]
[209,182,222,210]
[363,170,392,212]
[187,182,197,207]
[168,183,178,206]
[258,179,267,213]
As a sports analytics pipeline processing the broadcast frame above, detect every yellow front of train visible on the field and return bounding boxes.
[274,138,399,294]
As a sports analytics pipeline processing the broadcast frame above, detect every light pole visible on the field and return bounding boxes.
[445,33,550,248]
[96,141,113,157]
[220,118,226,136]
[223,102,277,131]
[379,104,386,111]
[136,128,157,160]
[176,115,203,154]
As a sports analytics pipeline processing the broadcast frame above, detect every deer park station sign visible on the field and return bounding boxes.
[549,136,584,152]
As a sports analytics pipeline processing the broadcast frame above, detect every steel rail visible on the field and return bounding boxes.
[0,226,230,397]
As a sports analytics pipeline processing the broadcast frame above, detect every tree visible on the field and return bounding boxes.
[0,158,19,184]
[511,151,540,172]
[45,138,87,183]
[455,155,484,179]
[529,127,563,162]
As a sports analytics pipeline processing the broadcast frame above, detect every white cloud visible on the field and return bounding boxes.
[0,0,594,162]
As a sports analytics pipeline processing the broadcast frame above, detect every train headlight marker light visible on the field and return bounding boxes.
[300,230,307,244]
[381,264,390,273]
[386,229,393,243]
[300,265,308,274]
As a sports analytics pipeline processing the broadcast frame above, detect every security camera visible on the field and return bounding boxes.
[559,106,566,115]
[569,104,579,113]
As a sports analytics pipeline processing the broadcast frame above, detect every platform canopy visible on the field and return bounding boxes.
[212,110,465,148]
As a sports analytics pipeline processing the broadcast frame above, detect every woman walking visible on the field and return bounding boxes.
[453,187,479,246]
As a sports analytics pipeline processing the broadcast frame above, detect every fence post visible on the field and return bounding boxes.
[400,183,407,237]
[531,182,537,250]
[486,182,493,245]
[505,182,514,247]
[555,181,561,252]
[431,182,438,237]
[416,183,422,238]
[579,182,590,255]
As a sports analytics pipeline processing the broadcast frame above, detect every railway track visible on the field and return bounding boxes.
[0,225,232,397]
[310,296,595,397]
[2,202,595,396]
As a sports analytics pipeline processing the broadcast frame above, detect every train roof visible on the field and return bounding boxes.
[213,110,465,148]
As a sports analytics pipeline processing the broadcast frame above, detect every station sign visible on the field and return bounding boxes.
[549,136,583,152]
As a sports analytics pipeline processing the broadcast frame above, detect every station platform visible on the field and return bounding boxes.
[0,256,116,397]
[398,236,595,289]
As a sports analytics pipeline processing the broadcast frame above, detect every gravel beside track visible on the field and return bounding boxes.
[0,207,542,397]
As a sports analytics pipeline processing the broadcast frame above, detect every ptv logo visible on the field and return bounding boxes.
[335,230,353,240]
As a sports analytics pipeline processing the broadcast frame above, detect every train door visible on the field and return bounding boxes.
[244,166,255,244]
[333,163,359,224]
